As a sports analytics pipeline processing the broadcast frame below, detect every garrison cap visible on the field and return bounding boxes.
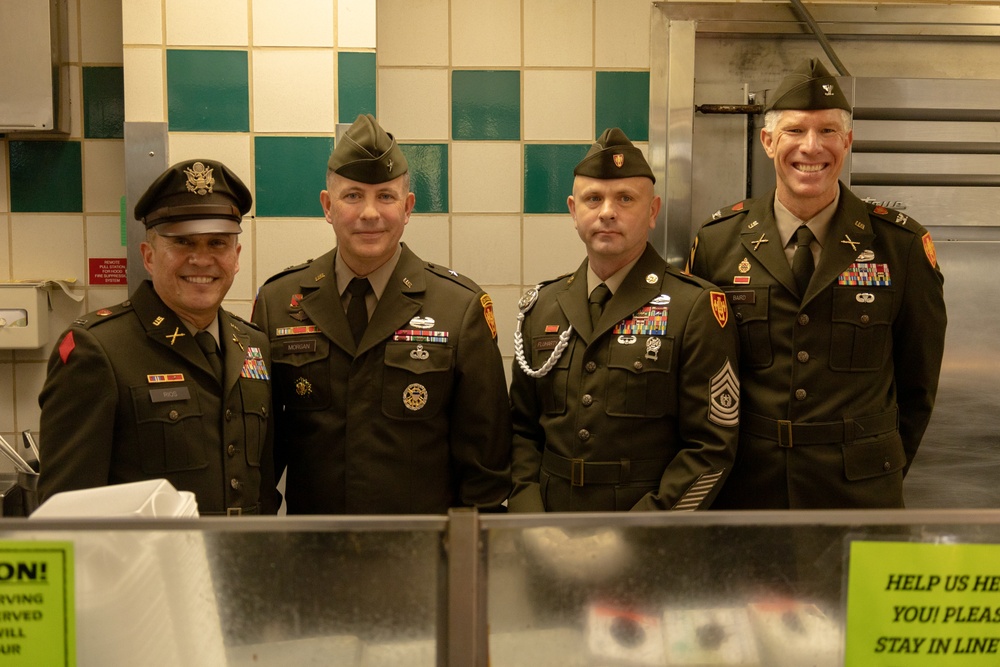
[574,127,655,183]
[328,114,408,184]
[766,58,852,113]
[134,159,251,236]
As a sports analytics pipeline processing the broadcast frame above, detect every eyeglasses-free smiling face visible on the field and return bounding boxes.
[141,232,241,329]
[762,108,853,220]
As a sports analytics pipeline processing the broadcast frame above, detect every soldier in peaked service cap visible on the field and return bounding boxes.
[39,159,279,515]
[507,127,739,513]
[252,114,511,515]
[687,57,947,509]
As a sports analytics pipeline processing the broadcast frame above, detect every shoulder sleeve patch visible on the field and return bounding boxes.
[922,232,938,268]
[480,293,497,339]
[709,291,729,328]
[58,330,76,363]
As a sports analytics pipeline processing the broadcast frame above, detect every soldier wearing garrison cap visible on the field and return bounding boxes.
[39,159,279,515]
[252,114,511,514]
[508,128,739,512]
[687,58,947,509]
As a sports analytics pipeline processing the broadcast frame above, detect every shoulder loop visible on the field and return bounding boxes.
[702,200,750,227]
[425,263,480,292]
[73,300,132,329]
[865,202,927,236]
[261,259,314,286]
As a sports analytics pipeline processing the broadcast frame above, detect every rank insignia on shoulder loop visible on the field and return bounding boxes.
[403,383,428,411]
[448,269,458,277]
[710,291,729,328]
[409,316,435,329]
[242,347,270,380]
[481,293,498,338]
[645,337,661,361]
[294,377,312,397]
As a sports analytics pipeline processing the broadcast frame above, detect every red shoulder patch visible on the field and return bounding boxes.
[59,331,76,363]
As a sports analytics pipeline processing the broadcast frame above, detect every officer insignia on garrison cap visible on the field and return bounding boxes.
[135,159,251,236]
[766,58,852,113]
[574,127,655,182]
[329,114,409,184]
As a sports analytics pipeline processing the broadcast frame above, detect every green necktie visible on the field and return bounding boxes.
[195,330,223,384]
[589,283,612,327]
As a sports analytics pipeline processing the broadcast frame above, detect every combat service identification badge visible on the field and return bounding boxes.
[403,383,428,411]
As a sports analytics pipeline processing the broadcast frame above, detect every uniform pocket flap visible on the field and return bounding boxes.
[843,435,906,481]
[384,341,454,374]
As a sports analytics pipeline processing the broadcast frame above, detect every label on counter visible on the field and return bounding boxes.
[846,541,1000,666]
[0,541,75,666]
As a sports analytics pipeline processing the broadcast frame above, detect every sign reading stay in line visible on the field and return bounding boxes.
[846,541,1000,666]
[0,542,75,666]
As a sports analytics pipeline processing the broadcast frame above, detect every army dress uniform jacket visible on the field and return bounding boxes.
[508,244,740,512]
[251,243,512,514]
[688,184,947,509]
[38,280,279,515]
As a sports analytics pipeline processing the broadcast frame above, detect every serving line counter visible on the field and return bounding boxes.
[3,509,1000,666]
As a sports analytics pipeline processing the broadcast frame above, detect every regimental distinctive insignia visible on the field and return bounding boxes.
[709,291,728,328]
[738,258,751,274]
[481,294,498,338]
[290,294,303,309]
[838,263,891,286]
[645,273,658,285]
[644,337,661,361]
[97,309,112,316]
[276,325,321,336]
[709,359,740,427]
[614,304,669,336]
[393,329,449,343]
[241,347,270,380]
[166,327,186,345]
[147,374,184,383]
[410,316,435,329]
[294,377,312,397]
[841,235,860,251]
[403,383,428,411]
[856,249,875,262]
[650,294,671,306]
[518,287,539,313]
[751,234,768,251]
[922,232,938,267]
[184,161,214,195]
[409,344,430,360]
[152,316,165,326]
[613,153,624,168]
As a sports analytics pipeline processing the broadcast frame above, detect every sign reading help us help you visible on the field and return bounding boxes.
[0,542,75,666]
[846,541,1000,666]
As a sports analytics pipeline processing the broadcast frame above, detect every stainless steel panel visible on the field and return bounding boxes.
[854,78,1000,116]
[853,120,1000,146]
[850,186,1000,227]
[124,123,169,289]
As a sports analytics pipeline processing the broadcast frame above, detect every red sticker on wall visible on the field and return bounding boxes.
[89,258,127,285]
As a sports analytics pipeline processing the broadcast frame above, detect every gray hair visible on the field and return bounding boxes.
[763,109,852,134]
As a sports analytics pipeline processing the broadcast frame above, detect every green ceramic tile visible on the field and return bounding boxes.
[524,144,589,214]
[83,67,125,139]
[338,52,376,123]
[254,136,335,218]
[452,71,520,141]
[595,71,650,141]
[400,144,448,214]
[167,50,249,132]
[9,140,83,212]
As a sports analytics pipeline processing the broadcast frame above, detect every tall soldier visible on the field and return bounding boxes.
[252,114,511,514]
[508,128,740,512]
[39,159,279,515]
[687,58,947,508]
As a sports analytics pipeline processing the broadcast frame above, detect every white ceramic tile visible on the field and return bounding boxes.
[524,70,593,140]
[252,50,336,133]
[124,47,166,123]
[0,215,9,280]
[166,0,249,47]
[0,364,13,433]
[595,0,651,68]
[83,141,126,214]
[85,214,126,261]
[401,216,450,268]
[123,0,163,46]
[377,0,448,67]
[13,360,46,431]
[167,134,253,209]
[378,68,449,141]
[228,217,254,302]
[524,0,593,67]
[253,0,334,47]
[338,0,377,49]
[11,215,86,284]
[452,215,521,285]
[80,0,125,64]
[253,218,336,289]
[451,143,521,213]
[485,285,523,359]
[522,214,584,285]
[451,0,520,67]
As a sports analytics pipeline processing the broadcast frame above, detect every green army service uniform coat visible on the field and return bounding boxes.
[251,243,512,514]
[508,244,740,512]
[688,184,947,509]
[39,280,279,515]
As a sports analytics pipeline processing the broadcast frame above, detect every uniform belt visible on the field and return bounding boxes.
[742,410,898,448]
[542,449,668,487]
[202,505,260,516]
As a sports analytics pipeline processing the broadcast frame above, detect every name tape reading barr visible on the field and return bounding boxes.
[846,541,1000,666]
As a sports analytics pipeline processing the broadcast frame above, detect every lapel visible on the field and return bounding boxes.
[360,244,423,356]
[132,281,217,380]
[738,196,798,297]
[805,186,876,304]
[596,245,665,337]
[219,309,252,391]
[297,250,356,356]
[555,260,595,343]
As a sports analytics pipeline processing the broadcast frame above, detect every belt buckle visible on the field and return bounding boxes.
[777,420,793,448]
[227,507,243,516]
[571,458,585,487]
